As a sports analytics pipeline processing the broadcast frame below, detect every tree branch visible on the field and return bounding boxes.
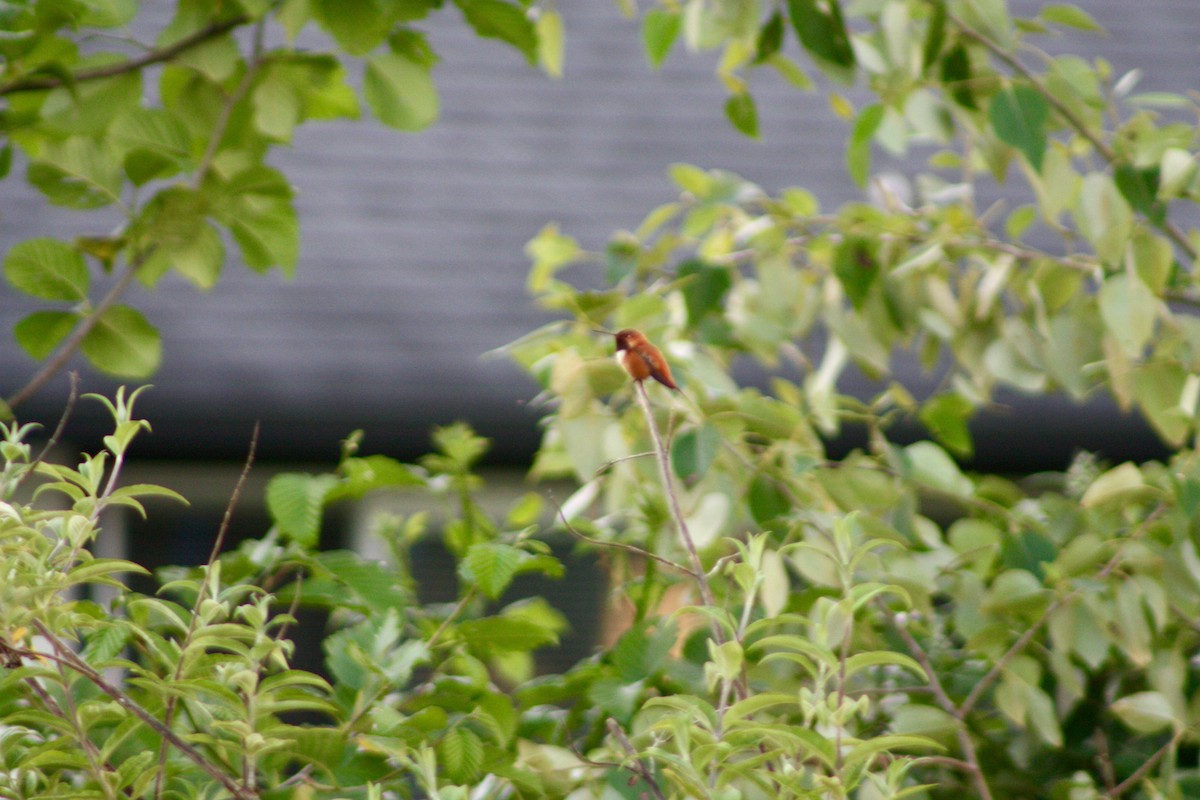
[0,16,250,97]
[945,7,1198,262]
[28,620,258,800]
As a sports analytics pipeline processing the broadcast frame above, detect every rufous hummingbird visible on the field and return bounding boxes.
[606,328,678,390]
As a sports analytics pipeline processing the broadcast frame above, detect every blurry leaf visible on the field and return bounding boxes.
[1041,3,1103,32]
[536,8,564,77]
[14,310,77,360]
[940,44,976,109]
[461,542,524,600]
[363,52,439,131]
[455,0,537,64]
[526,224,580,293]
[313,0,390,55]
[4,238,89,300]
[678,259,732,323]
[898,441,972,497]
[318,550,407,613]
[918,394,974,458]
[921,0,946,71]
[1076,172,1134,263]
[643,8,681,68]
[80,305,161,378]
[672,423,721,480]
[847,103,884,187]
[754,10,784,64]
[459,615,559,653]
[266,473,339,547]
[1098,273,1156,358]
[1114,163,1165,226]
[1080,462,1145,508]
[748,474,790,525]
[832,237,877,309]
[724,91,758,138]
[786,0,855,72]
[1111,691,1180,734]
[990,85,1048,171]
[438,726,484,784]
[1131,362,1189,446]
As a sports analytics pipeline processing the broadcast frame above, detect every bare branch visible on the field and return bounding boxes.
[0,16,250,96]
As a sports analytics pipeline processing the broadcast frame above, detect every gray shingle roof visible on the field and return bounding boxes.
[1,1,1196,465]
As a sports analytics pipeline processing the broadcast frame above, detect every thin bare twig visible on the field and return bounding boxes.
[7,258,144,410]
[29,620,257,800]
[606,717,668,800]
[154,422,259,800]
[553,498,699,579]
[0,16,249,96]
[944,7,1197,262]
[888,612,994,800]
[1105,730,1183,799]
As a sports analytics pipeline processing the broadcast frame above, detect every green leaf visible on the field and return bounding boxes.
[724,91,759,138]
[1114,163,1165,226]
[455,0,537,64]
[1080,462,1145,508]
[1040,4,1103,32]
[748,474,790,525]
[940,43,976,109]
[318,549,407,613]
[989,85,1049,171]
[4,238,89,300]
[458,615,559,653]
[1098,273,1156,358]
[918,394,974,458]
[461,542,523,600]
[642,8,680,68]
[754,10,785,64]
[832,236,877,309]
[786,0,855,72]
[14,310,78,360]
[363,52,439,131]
[847,103,884,187]
[1076,172,1134,263]
[313,0,390,55]
[536,8,564,78]
[29,137,122,209]
[898,441,972,497]
[921,0,946,71]
[672,423,721,481]
[1111,691,1180,734]
[438,726,484,784]
[266,473,339,547]
[80,305,161,378]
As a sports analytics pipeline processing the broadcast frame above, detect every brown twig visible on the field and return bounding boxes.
[153,422,258,800]
[888,612,994,800]
[29,620,258,800]
[944,7,1197,262]
[1105,730,1183,799]
[0,16,250,96]
[6,258,144,410]
[606,717,668,800]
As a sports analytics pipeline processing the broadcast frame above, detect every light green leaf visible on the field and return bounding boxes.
[536,9,564,77]
[4,238,89,301]
[266,473,339,547]
[80,305,161,378]
[313,0,390,55]
[14,310,78,360]
[1080,462,1144,508]
[1111,691,1180,734]
[724,91,759,138]
[899,441,972,497]
[642,7,681,67]
[461,542,523,600]
[1098,273,1156,358]
[363,52,439,131]
[29,137,122,209]
[847,104,884,187]
[1076,172,1134,263]
[1040,4,1103,32]
[458,615,559,652]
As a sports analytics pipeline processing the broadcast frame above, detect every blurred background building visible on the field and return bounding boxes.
[0,1,1195,670]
